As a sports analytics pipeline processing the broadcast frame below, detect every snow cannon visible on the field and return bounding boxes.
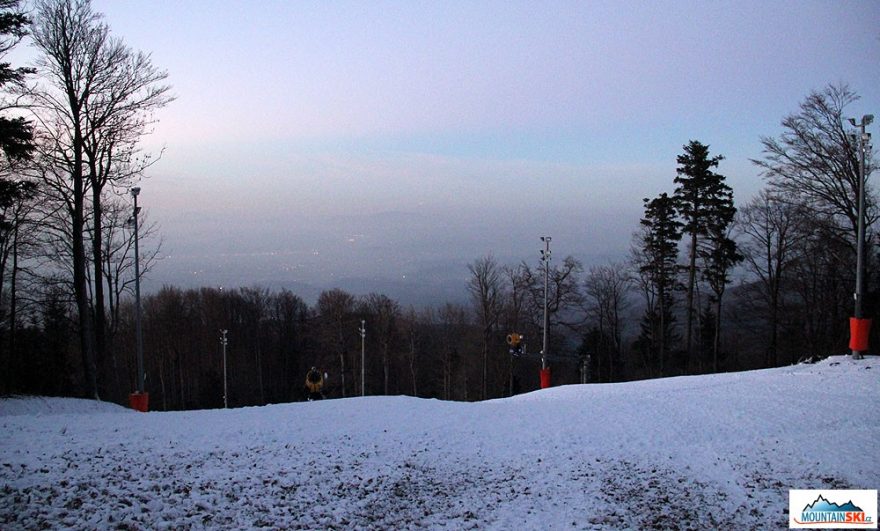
[507,332,524,355]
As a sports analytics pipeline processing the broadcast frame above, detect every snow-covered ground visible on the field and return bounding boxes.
[1,356,877,529]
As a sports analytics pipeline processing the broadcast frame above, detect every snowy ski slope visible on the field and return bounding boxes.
[1,355,877,529]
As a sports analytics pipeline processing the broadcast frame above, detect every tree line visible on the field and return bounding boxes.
[0,0,169,401]
[0,1,875,408]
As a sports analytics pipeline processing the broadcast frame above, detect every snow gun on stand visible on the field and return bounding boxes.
[507,332,550,388]
[507,332,588,389]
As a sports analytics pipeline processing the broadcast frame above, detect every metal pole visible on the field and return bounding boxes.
[540,236,551,370]
[359,320,366,396]
[851,115,873,359]
[221,330,228,408]
[132,187,144,394]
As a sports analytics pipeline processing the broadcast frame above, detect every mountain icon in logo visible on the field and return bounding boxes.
[803,495,864,513]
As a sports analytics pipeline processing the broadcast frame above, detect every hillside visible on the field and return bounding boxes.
[1,356,877,529]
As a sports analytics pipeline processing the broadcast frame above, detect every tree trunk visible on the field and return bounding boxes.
[713,296,722,373]
[73,124,98,400]
[91,183,107,396]
[658,293,666,377]
[337,326,347,398]
[383,345,389,395]
[178,348,185,409]
[9,222,18,382]
[159,356,166,411]
[481,333,489,400]
[409,336,417,397]
[443,348,451,400]
[256,325,264,404]
[769,293,779,368]
[685,232,697,371]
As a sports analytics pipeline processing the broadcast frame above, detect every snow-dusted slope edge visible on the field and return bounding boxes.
[1,356,877,529]
[0,396,130,417]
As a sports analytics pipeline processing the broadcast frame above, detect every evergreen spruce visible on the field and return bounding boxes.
[0,0,34,168]
[673,140,735,371]
[637,193,682,375]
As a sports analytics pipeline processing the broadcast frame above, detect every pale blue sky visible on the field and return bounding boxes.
[80,0,880,303]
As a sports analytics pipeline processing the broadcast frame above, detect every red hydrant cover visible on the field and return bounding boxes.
[849,317,872,352]
[540,368,551,389]
[129,392,149,412]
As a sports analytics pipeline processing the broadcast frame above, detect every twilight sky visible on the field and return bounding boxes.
[85,0,879,304]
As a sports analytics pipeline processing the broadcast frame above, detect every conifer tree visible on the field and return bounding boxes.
[635,192,682,375]
[0,0,33,167]
[673,140,734,371]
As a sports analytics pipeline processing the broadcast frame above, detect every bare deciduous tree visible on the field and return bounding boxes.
[28,0,171,398]
[364,292,401,395]
[754,83,875,254]
[519,255,585,333]
[735,190,805,367]
[467,255,503,401]
[438,302,468,400]
[315,288,356,398]
[584,263,631,381]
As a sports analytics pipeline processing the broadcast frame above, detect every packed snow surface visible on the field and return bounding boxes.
[2,356,877,529]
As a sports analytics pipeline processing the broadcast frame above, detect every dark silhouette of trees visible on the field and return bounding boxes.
[467,255,503,400]
[754,83,875,249]
[735,191,805,367]
[0,0,36,396]
[30,0,103,398]
[583,263,631,381]
[362,292,401,395]
[787,212,854,359]
[437,302,470,400]
[0,0,34,166]
[751,83,875,363]
[700,221,741,372]
[29,0,171,399]
[315,288,357,398]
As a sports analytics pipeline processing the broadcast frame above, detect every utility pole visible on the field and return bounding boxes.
[538,236,553,389]
[850,114,873,360]
[540,236,551,370]
[131,187,144,395]
[220,329,228,408]
[359,320,366,396]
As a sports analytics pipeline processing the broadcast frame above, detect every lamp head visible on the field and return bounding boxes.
[849,118,857,127]
[131,187,141,197]
[864,114,874,126]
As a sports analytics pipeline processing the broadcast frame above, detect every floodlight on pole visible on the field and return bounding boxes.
[850,114,873,360]
[131,186,145,395]
[540,236,551,371]
[359,320,366,397]
[220,329,228,408]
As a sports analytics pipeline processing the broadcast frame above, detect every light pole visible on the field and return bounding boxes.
[220,329,228,408]
[540,236,551,377]
[131,187,145,396]
[849,114,873,359]
[359,320,366,396]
